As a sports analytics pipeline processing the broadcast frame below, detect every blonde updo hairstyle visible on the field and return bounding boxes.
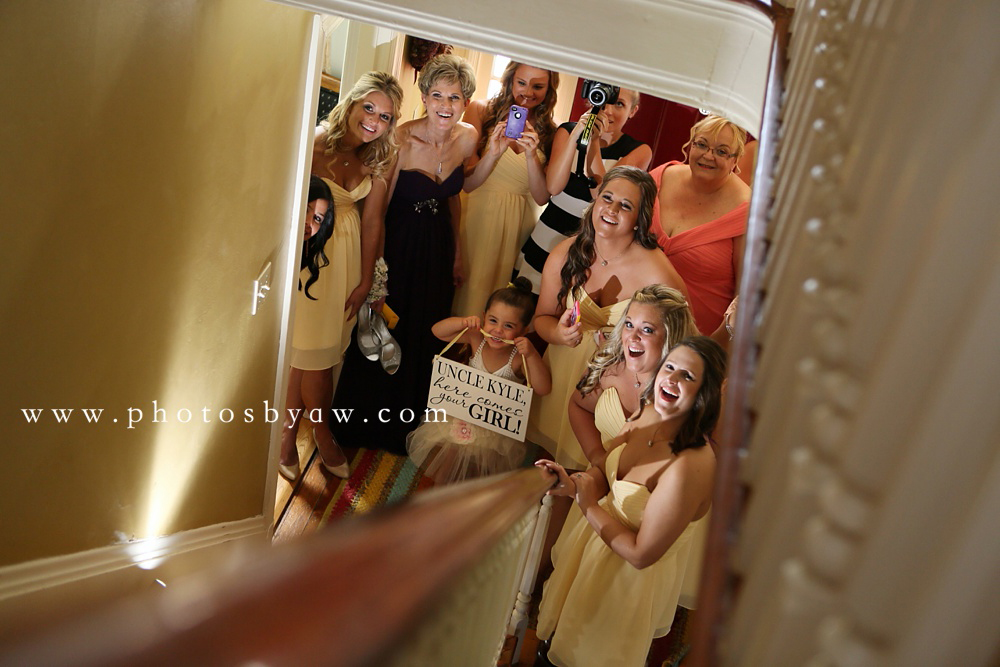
[681,114,748,164]
[418,54,476,101]
[320,71,403,180]
[577,285,697,396]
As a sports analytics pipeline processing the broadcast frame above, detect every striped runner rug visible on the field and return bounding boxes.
[318,448,435,526]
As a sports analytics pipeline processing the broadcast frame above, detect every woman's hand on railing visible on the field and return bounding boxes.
[535,459,575,496]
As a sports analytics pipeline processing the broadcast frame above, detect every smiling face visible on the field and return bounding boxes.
[653,345,705,419]
[422,79,467,128]
[510,65,550,111]
[621,302,668,376]
[347,91,394,144]
[482,302,528,348]
[688,125,738,180]
[592,177,641,239]
[304,198,328,240]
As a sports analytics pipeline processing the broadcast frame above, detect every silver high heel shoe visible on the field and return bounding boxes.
[356,304,381,361]
[370,308,401,375]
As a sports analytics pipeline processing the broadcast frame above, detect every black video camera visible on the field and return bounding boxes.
[580,79,620,109]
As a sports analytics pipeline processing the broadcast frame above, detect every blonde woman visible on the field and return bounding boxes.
[649,114,751,336]
[569,285,697,463]
[331,56,479,454]
[279,72,402,480]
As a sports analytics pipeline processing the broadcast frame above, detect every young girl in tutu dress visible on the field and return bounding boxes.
[407,277,552,484]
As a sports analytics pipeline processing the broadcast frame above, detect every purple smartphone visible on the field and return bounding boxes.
[505,105,528,139]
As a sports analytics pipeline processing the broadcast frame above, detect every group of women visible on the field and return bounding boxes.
[279,53,752,667]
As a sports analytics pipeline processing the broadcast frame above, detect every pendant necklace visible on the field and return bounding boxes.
[634,372,642,389]
[437,160,443,175]
[646,423,672,448]
[595,241,631,267]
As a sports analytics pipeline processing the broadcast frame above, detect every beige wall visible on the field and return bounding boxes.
[0,0,314,564]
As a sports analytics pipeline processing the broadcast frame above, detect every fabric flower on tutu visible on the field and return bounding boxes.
[451,419,476,444]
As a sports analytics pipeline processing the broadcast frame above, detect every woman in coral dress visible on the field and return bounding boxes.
[649,115,751,339]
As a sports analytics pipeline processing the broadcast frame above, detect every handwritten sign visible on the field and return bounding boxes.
[427,355,533,441]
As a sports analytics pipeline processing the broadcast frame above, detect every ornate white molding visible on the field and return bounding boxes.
[277,0,773,133]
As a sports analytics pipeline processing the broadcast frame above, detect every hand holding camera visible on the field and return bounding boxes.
[578,79,620,147]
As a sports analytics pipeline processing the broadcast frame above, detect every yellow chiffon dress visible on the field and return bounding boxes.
[528,290,629,469]
[452,149,543,315]
[594,386,628,446]
[289,176,371,370]
[536,443,707,667]
[594,384,707,609]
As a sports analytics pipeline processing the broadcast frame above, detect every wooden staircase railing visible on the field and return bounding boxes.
[0,469,553,667]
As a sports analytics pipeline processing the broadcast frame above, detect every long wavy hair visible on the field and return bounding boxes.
[577,285,696,396]
[300,176,335,300]
[320,71,403,180]
[556,165,659,308]
[637,336,727,454]
[478,61,558,159]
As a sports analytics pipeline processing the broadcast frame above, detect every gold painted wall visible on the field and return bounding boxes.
[0,0,314,564]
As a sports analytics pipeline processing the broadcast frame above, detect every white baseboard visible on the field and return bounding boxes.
[0,516,269,605]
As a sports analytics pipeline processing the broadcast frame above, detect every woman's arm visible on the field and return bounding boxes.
[535,457,609,498]
[347,173,391,318]
[545,124,580,196]
[519,121,550,205]
[575,447,714,570]
[568,386,605,464]
[587,141,653,198]
[464,121,510,192]
[532,238,582,345]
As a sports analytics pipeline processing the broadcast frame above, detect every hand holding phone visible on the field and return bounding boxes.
[505,105,528,139]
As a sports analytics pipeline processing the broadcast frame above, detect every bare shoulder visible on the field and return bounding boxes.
[464,100,487,128]
[547,235,576,265]
[454,121,480,155]
[673,443,716,479]
[638,246,678,281]
[727,173,752,203]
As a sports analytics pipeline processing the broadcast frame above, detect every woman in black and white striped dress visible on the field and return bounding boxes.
[513,87,651,294]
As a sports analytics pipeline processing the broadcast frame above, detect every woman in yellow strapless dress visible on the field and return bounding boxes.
[569,285,710,614]
[534,336,727,667]
[529,166,687,471]
[451,61,558,316]
[278,72,403,482]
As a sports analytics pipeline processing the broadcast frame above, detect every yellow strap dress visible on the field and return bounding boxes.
[452,149,543,316]
[537,444,707,667]
[289,176,371,370]
[528,290,629,469]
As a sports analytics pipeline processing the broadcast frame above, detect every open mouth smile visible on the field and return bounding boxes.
[660,386,679,402]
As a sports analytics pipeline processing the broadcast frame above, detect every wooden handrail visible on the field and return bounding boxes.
[0,469,553,667]
[686,5,793,667]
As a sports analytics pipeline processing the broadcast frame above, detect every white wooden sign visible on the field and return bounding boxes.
[427,355,533,442]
